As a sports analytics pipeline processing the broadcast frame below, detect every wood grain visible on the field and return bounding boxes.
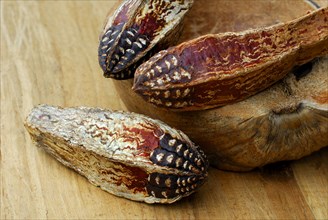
[1,0,327,219]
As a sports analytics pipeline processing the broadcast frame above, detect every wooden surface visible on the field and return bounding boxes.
[1,1,327,219]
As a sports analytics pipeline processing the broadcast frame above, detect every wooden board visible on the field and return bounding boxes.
[1,0,327,219]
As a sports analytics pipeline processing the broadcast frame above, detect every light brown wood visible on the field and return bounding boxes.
[1,0,327,219]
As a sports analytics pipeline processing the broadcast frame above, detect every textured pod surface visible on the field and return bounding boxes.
[133,7,328,111]
[98,0,193,79]
[24,105,208,204]
[118,55,328,171]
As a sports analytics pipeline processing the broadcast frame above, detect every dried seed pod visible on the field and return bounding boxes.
[98,0,194,80]
[133,7,328,111]
[121,56,328,171]
[24,105,208,204]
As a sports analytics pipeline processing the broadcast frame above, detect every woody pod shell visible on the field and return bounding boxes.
[113,0,328,171]
[24,105,208,204]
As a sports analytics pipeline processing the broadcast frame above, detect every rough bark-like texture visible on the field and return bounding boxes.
[98,0,194,79]
[117,57,328,171]
[133,7,328,110]
[114,1,328,171]
[24,105,208,203]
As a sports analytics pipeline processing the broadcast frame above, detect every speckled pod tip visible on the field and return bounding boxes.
[98,0,194,80]
[24,105,208,204]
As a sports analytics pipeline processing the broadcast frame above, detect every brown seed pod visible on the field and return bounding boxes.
[114,0,328,171]
[117,56,328,171]
[98,0,194,80]
[133,7,328,111]
[24,105,208,204]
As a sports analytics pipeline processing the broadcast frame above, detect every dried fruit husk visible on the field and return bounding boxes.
[98,0,193,79]
[25,105,208,203]
[113,0,328,171]
[132,7,327,111]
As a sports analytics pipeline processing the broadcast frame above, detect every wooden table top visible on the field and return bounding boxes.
[1,1,327,219]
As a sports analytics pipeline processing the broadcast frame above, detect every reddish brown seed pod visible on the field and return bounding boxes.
[133,7,328,111]
[98,0,194,80]
[24,105,208,204]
